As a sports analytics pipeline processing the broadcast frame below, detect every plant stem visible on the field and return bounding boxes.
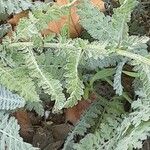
[9,42,150,66]
[117,50,150,66]
[9,42,75,49]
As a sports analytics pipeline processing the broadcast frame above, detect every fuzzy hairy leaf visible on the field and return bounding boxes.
[73,99,125,150]
[113,97,150,150]
[134,62,150,98]
[15,12,43,44]
[0,64,39,102]
[0,85,25,110]
[78,0,138,45]
[83,54,121,70]
[32,3,69,30]
[19,46,66,111]
[128,62,150,126]
[112,0,138,45]
[114,64,150,149]
[83,41,111,60]
[0,23,12,38]
[63,99,103,150]
[0,112,38,150]
[0,0,32,20]
[64,47,84,107]
[13,3,69,38]
[0,44,15,67]
[26,101,44,116]
[115,121,150,150]
[36,49,66,81]
[113,59,127,95]
[78,0,112,42]
[123,36,149,55]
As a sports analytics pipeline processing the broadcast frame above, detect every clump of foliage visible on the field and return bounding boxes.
[0,0,149,149]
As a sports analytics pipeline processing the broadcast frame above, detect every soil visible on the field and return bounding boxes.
[19,109,73,150]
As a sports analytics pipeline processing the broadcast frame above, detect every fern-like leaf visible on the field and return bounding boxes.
[63,99,103,150]
[26,101,44,116]
[0,43,15,67]
[111,0,138,44]
[36,49,66,81]
[64,47,84,107]
[0,112,38,150]
[78,0,138,45]
[113,61,150,149]
[78,0,113,42]
[83,41,110,60]
[84,54,121,70]
[113,59,127,95]
[0,64,40,102]
[72,99,125,150]
[115,121,150,150]
[0,85,25,110]
[127,62,150,126]
[19,46,65,111]
[0,0,32,20]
